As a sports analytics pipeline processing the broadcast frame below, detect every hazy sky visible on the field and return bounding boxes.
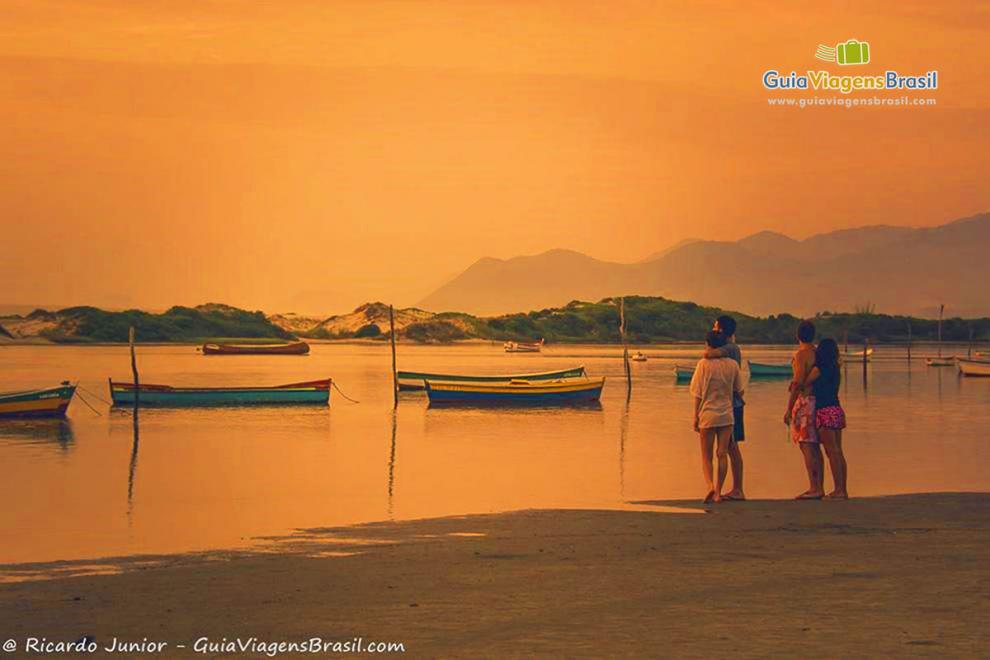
[2,1,987,313]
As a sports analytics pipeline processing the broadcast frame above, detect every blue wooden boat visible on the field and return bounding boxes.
[747,361,792,378]
[398,365,586,391]
[673,365,695,383]
[109,378,330,407]
[0,382,76,418]
[424,377,604,406]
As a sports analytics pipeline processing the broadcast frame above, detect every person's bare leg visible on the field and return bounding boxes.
[797,442,824,499]
[699,429,715,502]
[725,440,745,500]
[822,429,848,498]
[713,427,732,502]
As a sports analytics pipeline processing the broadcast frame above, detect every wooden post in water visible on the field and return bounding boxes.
[129,326,140,413]
[937,304,944,358]
[844,329,849,356]
[619,297,631,395]
[969,326,974,358]
[906,321,912,362]
[389,305,398,408]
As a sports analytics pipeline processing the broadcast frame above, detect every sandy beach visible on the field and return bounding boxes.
[1,493,986,658]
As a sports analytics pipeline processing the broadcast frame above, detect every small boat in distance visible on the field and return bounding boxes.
[0,382,77,418]
[747,361,791,378]
[397,365,586,391]
[673,365,695,383]
[504,339,544,353]
[842,347,874,362]
[631,352,648,362]
[424,377,604,406]
[109,378,330,407]
[957,359,990,378]
[202,341,310,356]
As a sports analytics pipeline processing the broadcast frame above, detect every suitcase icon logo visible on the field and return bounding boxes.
[815,39,870,66]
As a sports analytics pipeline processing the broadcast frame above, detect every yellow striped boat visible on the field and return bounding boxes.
[0,382,77,418]
[424,377,604,406]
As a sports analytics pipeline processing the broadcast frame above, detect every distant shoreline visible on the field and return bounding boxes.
[2,338,986,349]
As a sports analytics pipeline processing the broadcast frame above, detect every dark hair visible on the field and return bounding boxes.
[797,320,816,343]
[715,315,737,337]
[816,338,840,371]
[706,330,727,349]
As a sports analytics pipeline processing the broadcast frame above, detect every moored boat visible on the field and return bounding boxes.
[398,365,586,391]
[424,377,604,406]
[202,341,310,356]
[842,347,874,362]
[926,357,955,367]
[109,378,331,406]
[504,339,544,353]
[957,359,990,377]
[631,352,648,362]
[0,382,77,418]
[747,361,792,378]
[673,365,695,382]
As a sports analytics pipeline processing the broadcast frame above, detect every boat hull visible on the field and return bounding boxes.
[926,357,955,367]
[673,365,695,383]
[398,366,586,391]
[842,348,874,362]
[747,361,792,378]
[0,384,76,418]
[109,379,330,407]
[425,377,604,406]
[202,342,310,355]
[503,339,544,353]
[958,359,990,377]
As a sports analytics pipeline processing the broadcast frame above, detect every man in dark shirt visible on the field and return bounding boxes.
[702,315,746,500]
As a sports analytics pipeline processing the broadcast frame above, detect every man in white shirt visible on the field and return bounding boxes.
[690,330,743,503]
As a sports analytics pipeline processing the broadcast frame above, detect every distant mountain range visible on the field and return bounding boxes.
[418,213,990,318]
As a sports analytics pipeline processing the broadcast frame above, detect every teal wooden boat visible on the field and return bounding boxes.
[673,365,695,383]
[0,382,76,418]
[109,378,330,407]
[747,361,792,378]
[425,377,604,406]
[398,365,586,391]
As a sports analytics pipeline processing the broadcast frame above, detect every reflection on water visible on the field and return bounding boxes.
[0,419,75,452]
[0,343,988,565]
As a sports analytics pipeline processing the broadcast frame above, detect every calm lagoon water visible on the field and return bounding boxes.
[1,343,988,565]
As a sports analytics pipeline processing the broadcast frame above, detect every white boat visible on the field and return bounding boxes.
[631,352,647,362]
[842,347,874,362]
[504,339,544,353]
[958,359,990,377]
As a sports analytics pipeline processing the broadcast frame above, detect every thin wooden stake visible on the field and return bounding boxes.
[968,326,974,358]
[906,321,912,361]
[389,305,398,408]
[129,326,140,413]
[937,304,944,358]
[619,298,631,394]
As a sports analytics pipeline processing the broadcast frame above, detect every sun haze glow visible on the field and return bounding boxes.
[1,1,987,313]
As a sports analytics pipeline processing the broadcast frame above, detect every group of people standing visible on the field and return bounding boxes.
[689,316,849,503]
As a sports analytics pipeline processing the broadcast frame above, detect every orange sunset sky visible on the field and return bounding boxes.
[1,1,987,313]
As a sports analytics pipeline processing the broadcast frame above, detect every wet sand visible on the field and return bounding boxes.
[1,493,987,658]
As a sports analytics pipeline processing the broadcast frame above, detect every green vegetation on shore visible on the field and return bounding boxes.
[3,297,988,344]
[471,296,990,344]
[2,304,292,343]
